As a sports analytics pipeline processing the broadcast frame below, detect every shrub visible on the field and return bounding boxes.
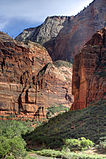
[98,137,106,151]
[35,149,63,158]
[0,120,34,139]
[80,137,94,150]
[99,141,106,151]
[0,136,27,159]
[5,155,14,159]
[0,136,10,158]
[0,120,36,159]
[9,136,27,158]
[35,149,104,159]
[54,60,72,68]
[63,138,80,151]
[47,104,69,118]
[63,137,94,151]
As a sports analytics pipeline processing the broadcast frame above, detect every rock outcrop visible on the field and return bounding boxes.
[37,61,73,109]
[71,28,106,110]
[16,0,106,61]
[0,32,73,119]
[16,16,72,45]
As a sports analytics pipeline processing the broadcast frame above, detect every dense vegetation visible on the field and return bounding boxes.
[25,100,106,149]
[35,149,105,159]
[62,137,94,151]
[47,104,69,118]
[54,60,72,68]
[0,100,105,158]
[0,120,35,159]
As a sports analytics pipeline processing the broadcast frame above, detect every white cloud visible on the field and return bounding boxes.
[0,23,7,30]
[0,17,8,31]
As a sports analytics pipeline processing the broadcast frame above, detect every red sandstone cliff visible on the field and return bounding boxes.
[0,32,73,119]
[37,61,73,109]
[71,28,106,110]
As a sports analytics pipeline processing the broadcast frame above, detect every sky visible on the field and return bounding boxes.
[0,0,93,38]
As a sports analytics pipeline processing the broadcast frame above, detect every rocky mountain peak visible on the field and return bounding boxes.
[16,16,73,45]
[16,0,106,61]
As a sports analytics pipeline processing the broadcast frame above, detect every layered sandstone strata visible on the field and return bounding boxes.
[71,28,106,110]
[37,61,73,108]
[0,32,73,119]
[0,32,52,119]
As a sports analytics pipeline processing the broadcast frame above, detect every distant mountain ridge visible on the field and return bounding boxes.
[16,0,106,61]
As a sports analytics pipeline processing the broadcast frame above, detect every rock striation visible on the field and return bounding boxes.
[0,32,73,119]
[37,61,73,109]
[71,28,106,110]
[16,16,72,45]
[16,0,106,61]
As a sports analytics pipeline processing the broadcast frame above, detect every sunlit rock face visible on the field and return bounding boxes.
[16,0,106,61]
[36,61,73,109]
[71,28,106,110]
[0,31,52,119]
[15,16,73,45]
[0,32,73,119]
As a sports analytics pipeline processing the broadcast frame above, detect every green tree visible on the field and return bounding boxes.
[9,136,27,158]
[0,136,10,158]
[63,137,94,151]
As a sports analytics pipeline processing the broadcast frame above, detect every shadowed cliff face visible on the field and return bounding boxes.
[71,28,106,110]
[0,32,73,119]
[16,0,106,61]
[52,0,106,61]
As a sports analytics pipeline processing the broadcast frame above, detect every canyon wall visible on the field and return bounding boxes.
[52,0,106,61]
[0,32,73,119]
[71,28,106,110]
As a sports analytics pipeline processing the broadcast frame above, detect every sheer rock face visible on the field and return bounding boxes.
[16,0,106,61]
[71,28,106,110]
[37,62,73,109]
[0,32,73,119]
[16,16,72,45]
[0,32,52,119]
[53,0,106,61]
